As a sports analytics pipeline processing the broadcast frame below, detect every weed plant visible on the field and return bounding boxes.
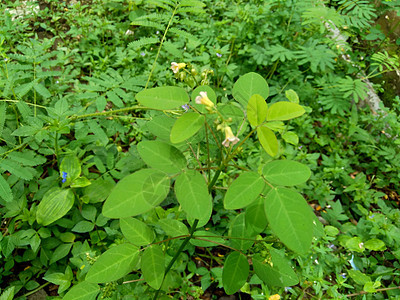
[1,0,400,299]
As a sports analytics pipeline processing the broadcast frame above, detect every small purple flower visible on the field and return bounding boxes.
[140,52,146,57]
[340,273,346,279]
[216,53,222,58]
[181,104,190,111]
[62,172,68,183]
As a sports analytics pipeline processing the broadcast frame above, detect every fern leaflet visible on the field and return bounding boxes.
[128,37,160,50]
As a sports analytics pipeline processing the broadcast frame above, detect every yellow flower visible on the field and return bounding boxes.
[171,62,186,73]
[269,295,281,300]
[195,91,214,108]
[222,126,239,147]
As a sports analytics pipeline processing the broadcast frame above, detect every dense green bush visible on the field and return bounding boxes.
[1,0,400,299]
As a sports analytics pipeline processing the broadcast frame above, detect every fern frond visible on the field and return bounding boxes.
[134,13,170,23]
[130,20,166,31]
[169,28,200,43]
[16,101,32,120]
[179,0,205,7]
[338,76,368,102]
[8,150,46,166]
[179,19,204,28]
[176,6,205,14]
[128,37,160,50]
[334,0,376,28]
[147,0,176,11]
[371,51,400,72]
[33,83,51,99]
[0,159,34,181]
[302,6,344,32]
[163,40,183,58]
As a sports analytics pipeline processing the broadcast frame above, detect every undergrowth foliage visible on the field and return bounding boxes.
[1,0,400,299]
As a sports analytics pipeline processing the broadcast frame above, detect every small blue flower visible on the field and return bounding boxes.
[216,53,222,58]
[140,52,146,57]
[340,273,346,279]
[181,104,190,111]
[61,172,68,183]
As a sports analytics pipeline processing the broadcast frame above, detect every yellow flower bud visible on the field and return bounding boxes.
[170,62,186,73]
[222,126,239,147]
[195,91,214,108]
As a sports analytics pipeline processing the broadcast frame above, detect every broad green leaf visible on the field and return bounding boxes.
[63,281,99,300]
[232,72,269,107]
[348,270,371,285]
[158,219,189,237]
[175,170,212,220]
[43,268,72,293]
[86,243,139,283]
[146,115,176,141]
[282,131,299,145]
[285,89,299,103]
[120,217,155,246]
[70,176,91,188]
[257,126,278,157]
[50,243,73,264]
[170,112,204,143]
[245,199,268,234]
[262,160,311,186]
[229,213,254,251]
[190,231,225,247]
[103,169,170,218]
[60,154,81,185]
[137,141,186,174]
[83,178,115,203]
[345,237,365,253]
[264,188,314,254]
[363,281,379,293]
[136,86,189,110]
[141,245,165,290]
[0,174,13,202]
[71,221,94,233]
[364,238,386,251]
[253,249,299,287]
[36,188,75,226]
[266,102,305,121]
[222,252,249,295]
[224,171,265,210]
[247,94,268,126]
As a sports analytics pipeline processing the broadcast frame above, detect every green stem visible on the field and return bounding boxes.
[152,219,199,300]
[0,141,30,158]
[20,282,51,298]
[153,162,223,299]
[145,3,179,89]
[54,132,59,160]
[69,105,142,120]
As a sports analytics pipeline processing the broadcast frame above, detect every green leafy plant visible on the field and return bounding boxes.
[62,72,315,299]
